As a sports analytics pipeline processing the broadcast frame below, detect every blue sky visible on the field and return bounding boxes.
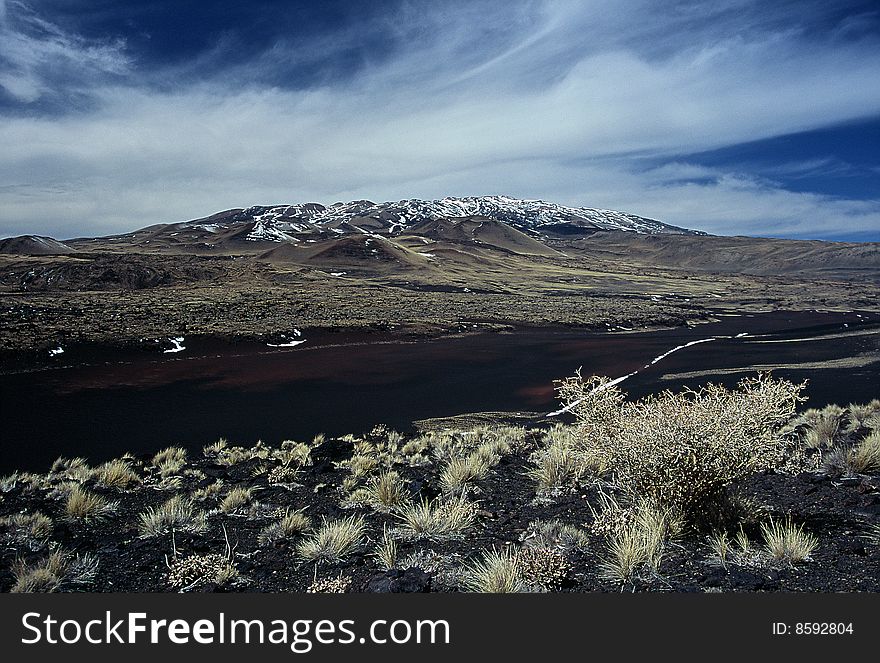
[1,0,878,241]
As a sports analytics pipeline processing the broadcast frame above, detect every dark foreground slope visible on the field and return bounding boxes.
[1,395,877,593]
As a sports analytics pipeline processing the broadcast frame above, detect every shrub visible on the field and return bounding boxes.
[297,515,366,563]
[167,553,237,590]
[518,547,571,591]
[559,372,805,518]
[307,574,352,593]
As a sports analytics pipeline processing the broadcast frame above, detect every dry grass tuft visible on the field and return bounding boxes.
[11,550,98,593]
[92,458,141,490]
[219,486,253,514]
[803,406,844,448]
[203,439,228,457]
[191,480,224,502]
[297,515,366,563]
[1,511,53,549]
[461,548,524,593]
[372,526,398,570]
[760,517,818,563]
[521,519,590,552]
[64,486,117,523]
[152,447,187,473]
[597,501,678,583]
[439,455,490,494]
[258,508,312,544]
[707,530,731,568]
[138,495,208,537]
[364,470,408,511]
[395,496,478,541]
[850,430,880,473]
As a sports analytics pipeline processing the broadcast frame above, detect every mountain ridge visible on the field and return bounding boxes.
[167,195,700,244]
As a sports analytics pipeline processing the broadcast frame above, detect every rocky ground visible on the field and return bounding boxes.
[2,401,878,593]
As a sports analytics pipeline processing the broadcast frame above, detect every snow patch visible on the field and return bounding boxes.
[163,337,186,353]
[267,339,306,348]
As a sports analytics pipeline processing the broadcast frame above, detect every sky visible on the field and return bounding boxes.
[1,0,879,241]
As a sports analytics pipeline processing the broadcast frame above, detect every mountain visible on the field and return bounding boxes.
[168,195,699,246]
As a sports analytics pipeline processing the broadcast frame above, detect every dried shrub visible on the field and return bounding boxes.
[559,372,805,518]
[167,553,237,590]
[518,547,571,591]
[307,574,352,593]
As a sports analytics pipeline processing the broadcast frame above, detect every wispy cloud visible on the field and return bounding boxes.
[0,0,129,104]
[0,0,878,240]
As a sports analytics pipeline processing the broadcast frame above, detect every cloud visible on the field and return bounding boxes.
[0,0,879,240]
[0,0,129,104]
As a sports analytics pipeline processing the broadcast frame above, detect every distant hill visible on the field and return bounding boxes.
[0,235,74,255]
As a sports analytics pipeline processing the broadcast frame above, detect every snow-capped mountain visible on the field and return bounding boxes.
[184,195,699,242]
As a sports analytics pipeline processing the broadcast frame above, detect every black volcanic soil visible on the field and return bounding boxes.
[1,310,877,475]
[1,426,878,593]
